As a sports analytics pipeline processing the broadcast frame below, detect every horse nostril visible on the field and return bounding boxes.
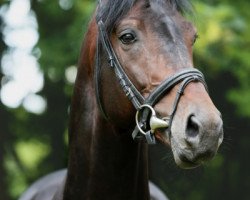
[186,115,200,138]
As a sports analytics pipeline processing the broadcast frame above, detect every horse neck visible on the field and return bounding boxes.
[65,97,150,200]
[87,117,150,200]
[63,18,150,200]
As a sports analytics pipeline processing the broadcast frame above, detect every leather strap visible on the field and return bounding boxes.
[145,69,207,106]
[98,20,144,109]
[132,71,207,143]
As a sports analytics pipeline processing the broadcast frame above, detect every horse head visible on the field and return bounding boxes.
[95,0,223,169]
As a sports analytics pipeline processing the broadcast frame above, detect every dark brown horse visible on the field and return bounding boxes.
[19,0,223,200]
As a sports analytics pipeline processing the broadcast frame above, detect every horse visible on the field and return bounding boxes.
[19,0,224,200]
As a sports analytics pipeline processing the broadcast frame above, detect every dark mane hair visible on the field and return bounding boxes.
[96,0,192,34]
[96,0,136,34]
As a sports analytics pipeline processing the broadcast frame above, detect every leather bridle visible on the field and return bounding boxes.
[95,19,208,144]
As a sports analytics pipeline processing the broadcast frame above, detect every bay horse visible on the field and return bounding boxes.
[19,0,224,200]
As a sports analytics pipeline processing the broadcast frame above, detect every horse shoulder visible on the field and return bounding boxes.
[18,169,169,200]
[18,169,67,200]
[149,181,169,200]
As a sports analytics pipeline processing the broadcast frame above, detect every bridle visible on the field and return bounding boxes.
[95,19,208,144]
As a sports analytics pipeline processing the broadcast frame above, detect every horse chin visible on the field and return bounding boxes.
[170,135,219,169]
[171,147,201,169]
[155,131,200,169]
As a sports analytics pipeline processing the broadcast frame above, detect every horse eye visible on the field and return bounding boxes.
[119,33,136,44]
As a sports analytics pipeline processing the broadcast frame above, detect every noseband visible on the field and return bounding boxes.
[95,20,208,144]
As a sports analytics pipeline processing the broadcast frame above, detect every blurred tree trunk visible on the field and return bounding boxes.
[0,13,11,200]
[40,77,69,169]
[0,111,10,200]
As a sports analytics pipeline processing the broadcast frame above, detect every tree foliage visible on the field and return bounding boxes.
[0,0,249,200]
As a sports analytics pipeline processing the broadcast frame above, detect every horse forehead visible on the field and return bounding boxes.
[149,0,175,14]
[127,0,187,31]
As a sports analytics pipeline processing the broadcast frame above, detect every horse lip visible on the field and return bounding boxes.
[177,148,217,168]
[155,129,170,145]
[171,142,201,169]
[178,154,201,169]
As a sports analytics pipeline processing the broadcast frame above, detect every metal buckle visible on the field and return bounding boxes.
[135,104,155,135]
[135,104,169,144]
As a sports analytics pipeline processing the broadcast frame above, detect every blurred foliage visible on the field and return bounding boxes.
[193,0,250,117]
[0,0,250,200]
[0,0,96,199]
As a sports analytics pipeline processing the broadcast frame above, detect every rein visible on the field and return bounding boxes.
[95,19,208,144]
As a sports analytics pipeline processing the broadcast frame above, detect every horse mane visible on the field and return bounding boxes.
[96,0,193,34]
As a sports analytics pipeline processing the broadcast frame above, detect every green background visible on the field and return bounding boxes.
[0,0,249,199]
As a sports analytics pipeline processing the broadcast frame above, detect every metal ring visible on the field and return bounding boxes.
[135,104,156,135]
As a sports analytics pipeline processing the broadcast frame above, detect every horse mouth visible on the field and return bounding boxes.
[171,143,217,169]
[154,133,201,169]
[155,129,219,169]
[172,150,201,169]
[176,154,201,169]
